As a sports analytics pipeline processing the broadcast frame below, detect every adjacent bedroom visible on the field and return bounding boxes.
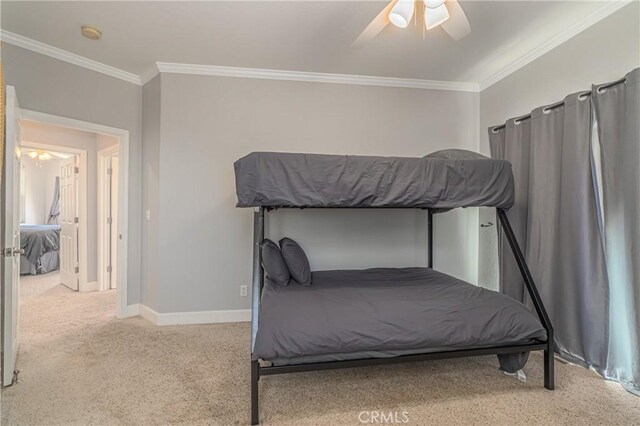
[19,146,67,279]
[0,1,639,425]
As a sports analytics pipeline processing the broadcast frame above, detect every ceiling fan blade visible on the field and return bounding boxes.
[441,0,471,40]
[351,0,397,49]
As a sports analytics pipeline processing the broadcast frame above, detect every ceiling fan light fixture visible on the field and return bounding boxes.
[424,0,445,9]
[388,0,415,28]
[425,3,450,30]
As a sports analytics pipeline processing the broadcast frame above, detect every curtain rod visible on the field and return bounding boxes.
[490,76,627,133]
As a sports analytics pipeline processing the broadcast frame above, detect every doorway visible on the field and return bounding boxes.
[16,111,130,313]
[20,142,85,291]
[2,88,132,387]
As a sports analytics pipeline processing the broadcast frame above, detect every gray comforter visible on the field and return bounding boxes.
[235,150,514,209]
[253,268,546,371]
[20,225,60,265]
[20,225,60,275]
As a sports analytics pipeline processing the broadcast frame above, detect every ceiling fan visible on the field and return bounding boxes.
[352,0,471,48]
[25,149,72,165]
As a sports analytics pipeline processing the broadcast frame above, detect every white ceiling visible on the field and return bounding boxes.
[0,1,616,84]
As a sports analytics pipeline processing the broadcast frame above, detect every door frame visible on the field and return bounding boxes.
[2,86,21,386]
[20,110,131,318]
[21,141,88,292]
[97,145,118,292]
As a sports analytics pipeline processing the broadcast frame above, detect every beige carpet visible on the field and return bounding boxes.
[2,274,639,425]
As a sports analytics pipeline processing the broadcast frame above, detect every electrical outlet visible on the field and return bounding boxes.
[240,285,248,297]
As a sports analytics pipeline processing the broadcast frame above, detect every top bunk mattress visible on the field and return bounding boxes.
[253,267,546,361]
[234,150,514,209]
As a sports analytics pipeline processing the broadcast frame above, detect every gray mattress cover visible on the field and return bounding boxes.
[253,267,546,362]
[235,150,514,209]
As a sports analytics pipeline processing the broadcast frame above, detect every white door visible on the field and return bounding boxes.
[59,156,79,291]
[2,86,22,386]
[109,155,119,289]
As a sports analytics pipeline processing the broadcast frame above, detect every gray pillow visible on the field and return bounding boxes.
[424,149,489,160]
[261,239,290,286]
[279,237,312,286]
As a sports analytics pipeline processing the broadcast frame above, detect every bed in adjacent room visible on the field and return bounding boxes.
[20,224,60,275]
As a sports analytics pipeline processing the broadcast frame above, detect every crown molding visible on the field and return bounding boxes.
[478,0,633,91]
[139,66,160,86]
[0,30,141,85]
[2,0,630,93]
[156,62,480,92]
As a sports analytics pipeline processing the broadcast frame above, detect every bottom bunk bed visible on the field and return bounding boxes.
[248,208,554,425]
[254,267,546,369]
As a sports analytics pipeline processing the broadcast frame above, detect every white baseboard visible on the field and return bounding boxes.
[118,303,140,319]
[137,304,250,326]
[138,304,158,323]
[79,280,99,292]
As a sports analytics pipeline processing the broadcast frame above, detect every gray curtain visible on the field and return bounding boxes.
[488,93,611,376]
[47,176,60,225]
[592,68,640,395]
[489,117,530,303]
[526,93,609,370]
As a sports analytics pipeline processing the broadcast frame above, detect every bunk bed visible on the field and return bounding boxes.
[234,150,554,425]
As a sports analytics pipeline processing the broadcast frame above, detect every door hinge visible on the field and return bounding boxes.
[74,217,79,224]
[107,266,112,273]
[107,168,112,176]
[75,266,79,273]
[107,217,112,225]
[74,166,80,174]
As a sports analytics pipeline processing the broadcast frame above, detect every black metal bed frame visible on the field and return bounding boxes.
[250,207,554,425]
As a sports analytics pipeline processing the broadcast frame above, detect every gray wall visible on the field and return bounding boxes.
[141,75,161,309]
[96,133,119,151]
[4,44,143,305]
[146,73,479,313]
[477,3,640,290]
